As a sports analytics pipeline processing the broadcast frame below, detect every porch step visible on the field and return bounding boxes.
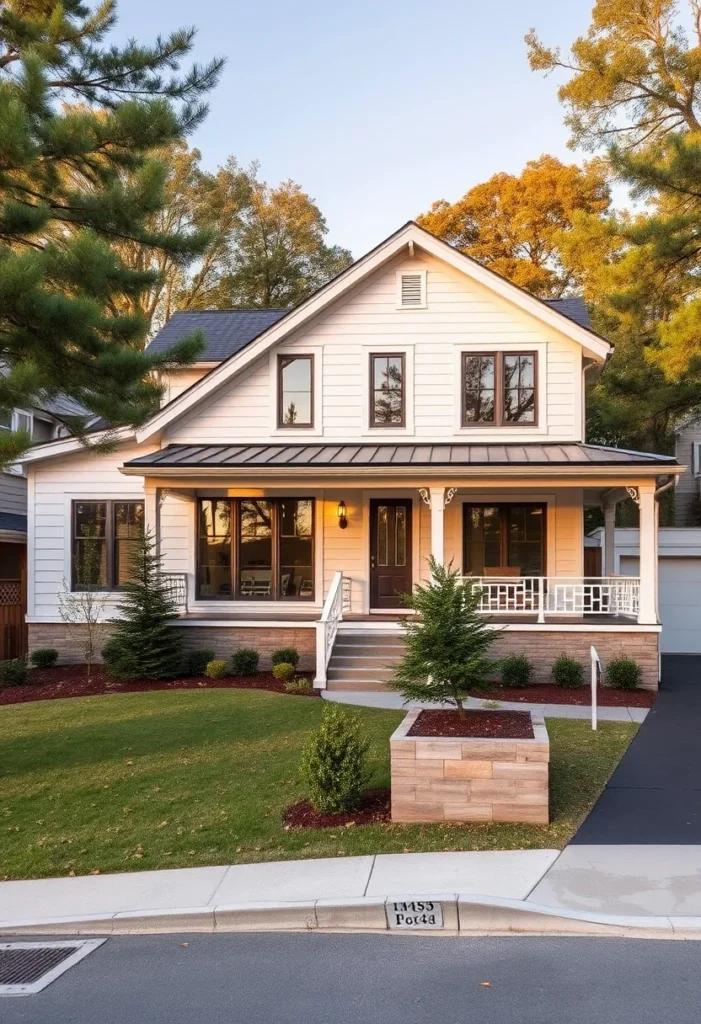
[325,631,404,692]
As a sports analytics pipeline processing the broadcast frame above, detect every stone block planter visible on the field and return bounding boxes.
[390,710,550,825]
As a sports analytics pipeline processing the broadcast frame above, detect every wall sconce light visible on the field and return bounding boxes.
[337,500,348,529]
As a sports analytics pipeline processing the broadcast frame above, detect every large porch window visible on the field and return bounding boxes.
[197,498,314,600]
[463,503,545,576]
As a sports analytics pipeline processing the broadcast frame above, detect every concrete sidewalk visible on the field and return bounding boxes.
[323,690,649,723]
[2,847,701,939]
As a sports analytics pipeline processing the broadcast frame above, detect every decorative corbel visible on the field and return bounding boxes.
[418,487,431,507]
[626,486,640,506]
[444,487,458,508]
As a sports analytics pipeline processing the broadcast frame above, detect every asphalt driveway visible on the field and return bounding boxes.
[572,655,701,844]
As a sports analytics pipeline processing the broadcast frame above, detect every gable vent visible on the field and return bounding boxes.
[397,270,426,309]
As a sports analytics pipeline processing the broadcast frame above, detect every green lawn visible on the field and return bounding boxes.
[0,690,637,880]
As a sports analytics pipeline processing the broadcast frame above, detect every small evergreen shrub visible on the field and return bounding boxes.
[552,654,585,689]
[272,662,295,683]
[205,659,228,679]
[606,657,642,691]
[0,659,27,687]
[271,647,300,668]
[300,704,370,813]
[500,654,532,688]
[30,648,58,669]
[185,648,216,677]
[285,677,313,694]
[231,648,259,675]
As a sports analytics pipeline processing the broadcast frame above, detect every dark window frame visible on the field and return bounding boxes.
[71,499,144,592]
[369,352,406,428]
[277,354,314,429]
[196,497,316,602]
[462,502,547,576]
[461,351,538,427]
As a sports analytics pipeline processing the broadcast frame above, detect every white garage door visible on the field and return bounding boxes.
[620,556,701,654]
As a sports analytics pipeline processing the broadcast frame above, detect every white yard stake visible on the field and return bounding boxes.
[590,645,601,731]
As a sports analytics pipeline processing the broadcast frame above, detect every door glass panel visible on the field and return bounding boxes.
[507,505,543,574]
[238,500,273,598]
[377,506,388,566]
[278,499,314,598]
[198,499,232,597]
[395,506,406,566]
[464,506,502,574]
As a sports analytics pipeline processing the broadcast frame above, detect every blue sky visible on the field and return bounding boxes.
[115,0,596,256]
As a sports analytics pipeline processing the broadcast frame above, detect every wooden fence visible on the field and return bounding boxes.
[0,578,27,660]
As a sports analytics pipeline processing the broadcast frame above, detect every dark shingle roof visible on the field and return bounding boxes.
[545,297,591,330]
[125,442,675,471]
[145,299,593,364]
[146,309,288,363]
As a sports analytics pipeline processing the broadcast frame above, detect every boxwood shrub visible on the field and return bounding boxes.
[271,647,300,668]
[30,648,58,669]
[500,655,533,688]
[231,647,259,676]
[606,656,642,691]
[552,654,584,689]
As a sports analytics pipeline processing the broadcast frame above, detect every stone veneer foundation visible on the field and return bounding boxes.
[390,710,550,825]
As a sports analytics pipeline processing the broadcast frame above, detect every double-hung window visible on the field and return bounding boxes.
[197,498,315,601]
[462,352,537,426]
[72,500,144,590]
[370,353,405,427]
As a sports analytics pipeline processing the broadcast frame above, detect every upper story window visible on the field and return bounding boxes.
[72,500,144,591]
[370,353,405,427]
[278,355,313,428]
[462,352,537,427]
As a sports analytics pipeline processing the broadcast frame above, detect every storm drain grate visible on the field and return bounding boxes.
[0,940,106,996]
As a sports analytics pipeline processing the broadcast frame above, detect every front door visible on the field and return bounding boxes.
[369,499,412,609]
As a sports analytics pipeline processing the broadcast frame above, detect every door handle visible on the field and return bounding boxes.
[371,556,376,570]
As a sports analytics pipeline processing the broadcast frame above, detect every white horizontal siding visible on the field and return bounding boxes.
[166,253,583,445]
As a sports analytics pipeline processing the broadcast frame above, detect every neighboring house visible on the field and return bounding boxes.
[588,527,701,655]
[20,222,683,688]
[673,416,701,526]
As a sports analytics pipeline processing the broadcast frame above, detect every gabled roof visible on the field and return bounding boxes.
[135,222,612,443]
[146,298,593,364]
[147,309,287,363]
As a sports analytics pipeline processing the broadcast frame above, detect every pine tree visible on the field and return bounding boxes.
[388,559,499,718]
[102,530,183,679]
[0,1,225,464]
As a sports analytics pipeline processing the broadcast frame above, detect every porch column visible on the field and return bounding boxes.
[603,499,616,576]
[429,487,445,564]
[143,484,159,554]
[637,484,658,625]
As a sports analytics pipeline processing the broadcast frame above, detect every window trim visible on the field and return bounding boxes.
[369,352,406,429]
[461,350,538,428]
[462,502,547,576]
[277,354,314,429]
[71,499,144,592]
[196,497,316,602]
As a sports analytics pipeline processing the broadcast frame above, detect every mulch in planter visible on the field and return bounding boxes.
[283,789,391,829]
[478,684,655,708]
[408,708,534,739]
[0,666,318,706]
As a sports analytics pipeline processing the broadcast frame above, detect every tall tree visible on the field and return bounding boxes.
[418,155,610,298]
[526,0,701,150]
[0,0,224,462]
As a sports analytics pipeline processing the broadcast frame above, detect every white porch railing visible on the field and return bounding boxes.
[161,573,188,612]
[314,571,349,687]
[464,575,640,622]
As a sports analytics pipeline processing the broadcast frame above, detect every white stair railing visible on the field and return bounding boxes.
[314,571,346,688]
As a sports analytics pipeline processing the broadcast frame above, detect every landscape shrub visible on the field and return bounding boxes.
[0,659,28,687]
[285,677,313,694]
[500,655,533,688]
[300,703,369,813]
[272,662,295,683]
[552,654,584,689]
[271,647,300,668]
[231,648,259,676]
[30,648,59,669]
[606,657,642,691]
[185,648,216,677]
[205,659,227,679]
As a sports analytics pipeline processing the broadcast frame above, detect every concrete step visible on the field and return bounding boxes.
[325,680,392,692]
[333,633,404,647]
[327,666,397,682]
[329,655,402,670]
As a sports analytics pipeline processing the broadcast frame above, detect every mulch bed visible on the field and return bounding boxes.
[0,666,318,706]
[283,789,391,829]
[408,708,534,739]
[479,684,655,708]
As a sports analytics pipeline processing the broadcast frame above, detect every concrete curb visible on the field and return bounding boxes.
[2,894,701,939]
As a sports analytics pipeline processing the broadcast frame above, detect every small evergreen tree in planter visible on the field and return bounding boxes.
[102,531,183,680]
[387,558,499,719]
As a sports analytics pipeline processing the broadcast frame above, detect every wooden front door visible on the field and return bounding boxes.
[369,499,412,609]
